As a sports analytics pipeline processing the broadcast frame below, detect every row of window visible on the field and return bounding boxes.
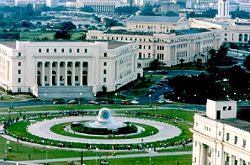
[226,133,247,148]
[38,48,88,54]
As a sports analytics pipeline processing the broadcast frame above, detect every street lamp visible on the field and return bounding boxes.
[149,148,152,165]
[96,148,99,165]
[149,94,152,107]
[10,96,14,109]
[79,93,82,105]
[43,93,47,106]
[115,93,118,105]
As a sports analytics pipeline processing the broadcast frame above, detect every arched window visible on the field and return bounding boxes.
[83,62,88,67]
[244,34,248,42]
[239,34,243,42]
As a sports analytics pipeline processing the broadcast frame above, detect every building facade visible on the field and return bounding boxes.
[66,0,121,13]
[127,16,189,33]
[191,99,250,165]
[86,28,222,67]
[0,41,140,98]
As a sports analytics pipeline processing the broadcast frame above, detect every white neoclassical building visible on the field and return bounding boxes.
[191,99,250,165]
[66,0,121,13]
[0,41,140,98]
[86,28,222,67]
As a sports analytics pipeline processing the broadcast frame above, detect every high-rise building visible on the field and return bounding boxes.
[216,0,231,18]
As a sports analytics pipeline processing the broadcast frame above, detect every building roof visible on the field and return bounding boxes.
[0,42,16,49]
[219,118,250,132]
[108,41,130,49]
[175,28,211,35]
[128,16,181,24]
[105,29,153,36]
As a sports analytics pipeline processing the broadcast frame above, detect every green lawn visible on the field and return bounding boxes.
[157,146,192,153]
[0,104,143,113]
[118,109,195,122]
[50,154,192,165]
[0,94,35,102]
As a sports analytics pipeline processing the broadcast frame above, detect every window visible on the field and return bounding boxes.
[242,139,246,148]
[104,69,107,74]
[139,45,142,49]
[103,77,106,82]
[18,78,21,83]
[228,106,231,110]
[104,53,107,57]
[18,70,21,74]
[223,106,227,111]
[18,62,21,66]
[60,76,63,81]
[46,49,49,53]
[104,62,107,66]
[39,49,42,53]
[75,76,78,81]
[234,136,238,144]
[62,48,64,53]
[45,76,47,81]
[54,49,57,53]
[69,48,72,53]
[18,52,21,56]
[84,49,87,53]
[77,49,80,53]
[226,133,230,141]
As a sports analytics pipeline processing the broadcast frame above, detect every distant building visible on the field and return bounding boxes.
[191,99,250,165]
[0,41,140,98]
[86,28,222,67]
[216,0,231,18]
[66,0,121,13]
[127,16,189,33]
[159,2,179,14]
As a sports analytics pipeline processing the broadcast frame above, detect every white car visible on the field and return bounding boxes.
[131,100,139,105]
[157,99,166,104]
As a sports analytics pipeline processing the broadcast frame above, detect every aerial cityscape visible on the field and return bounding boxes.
[0,0,249,164]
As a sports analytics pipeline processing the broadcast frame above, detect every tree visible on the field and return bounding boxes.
[149,59,159,68]
[140,4,155,16]
[114,6,139,14]
[54,31,71,40]
[244,54,250,70]
[59,21,76,31]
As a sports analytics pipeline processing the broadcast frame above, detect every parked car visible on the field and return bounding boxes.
[121,100,129,105]
[68,99,78,104]
[53,99,66,104]
[131,100,139,105]
[88,100,99,105]
[157,98,166,104]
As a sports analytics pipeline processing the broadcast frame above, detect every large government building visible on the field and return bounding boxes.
[86,25,222,67]
[0,41,140,98]
[191,99,250,165]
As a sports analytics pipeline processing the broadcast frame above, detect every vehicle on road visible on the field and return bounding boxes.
[53,99,66,104]
[88,100,99,105]
[68,99,78,104]
[131,100,139,105]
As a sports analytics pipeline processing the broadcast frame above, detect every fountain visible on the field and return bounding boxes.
[71,108,137,135]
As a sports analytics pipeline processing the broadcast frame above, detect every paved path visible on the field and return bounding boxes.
[28,116,181,144]
[18,151,192,164]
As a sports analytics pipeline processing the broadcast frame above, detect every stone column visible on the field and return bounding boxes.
[80,62,83,86]
[49,62,53,86]
[64,62,68,86]
[72,61,75,86]
[42,62,45,86]
[57,62,60,86]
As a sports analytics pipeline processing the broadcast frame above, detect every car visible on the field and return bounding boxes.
[88,100,99,105]
[157,98,166,104]
[53,99,66,104]
[165,99,174,104]
[121,100,129,105]
[131,100,139,105]
[68,99,78,104]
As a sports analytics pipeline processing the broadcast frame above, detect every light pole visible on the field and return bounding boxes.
[79,93,82,105]
[96,148,99,165]
[43,93,47,106]
[149,94,151,107]
[10,96,14,109]
[115,93,118,105]
[149,148,152,165]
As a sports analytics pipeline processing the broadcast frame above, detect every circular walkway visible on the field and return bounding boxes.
[28,116,181,144]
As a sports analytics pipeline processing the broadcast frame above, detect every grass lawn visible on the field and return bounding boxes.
[51,154,192,165]
[157,146,192,153]
[50,122,159,139]
[0,94,35,102]
[0,104,143,113]
[117,109,195,122]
